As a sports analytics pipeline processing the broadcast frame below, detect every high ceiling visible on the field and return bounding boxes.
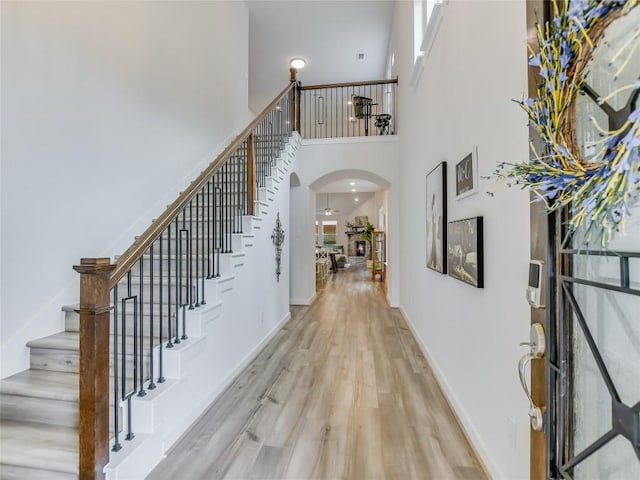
[247,0,395,114]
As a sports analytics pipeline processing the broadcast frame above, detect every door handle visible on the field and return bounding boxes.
[518,323,545,431]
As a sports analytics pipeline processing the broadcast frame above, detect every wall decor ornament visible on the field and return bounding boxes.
[455,148,478,200]
[447,217,484,288]
[271,212,285,282]
[495,0,640,246]
[426,161,447,273]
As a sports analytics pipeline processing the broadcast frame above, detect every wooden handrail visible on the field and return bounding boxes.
[109,82,296,285]
[299,78,398,91]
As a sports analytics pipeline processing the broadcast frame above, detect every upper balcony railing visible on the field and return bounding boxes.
[298,78,398,139]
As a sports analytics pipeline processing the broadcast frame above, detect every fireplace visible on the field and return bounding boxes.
[355,241,366,256]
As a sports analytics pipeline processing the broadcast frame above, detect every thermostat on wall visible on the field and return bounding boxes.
[526,260,545,309]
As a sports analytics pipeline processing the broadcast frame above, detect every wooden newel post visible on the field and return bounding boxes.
[73,258,116,480]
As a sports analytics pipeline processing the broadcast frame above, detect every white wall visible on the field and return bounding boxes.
[289,136,400,307]
[1,1,249,378]
[390,1,531,479]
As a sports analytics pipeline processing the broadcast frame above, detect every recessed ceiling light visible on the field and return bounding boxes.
[355,198,359,202]
[290,58,306,69]
[351,189,356,192]
[349,182,356,186]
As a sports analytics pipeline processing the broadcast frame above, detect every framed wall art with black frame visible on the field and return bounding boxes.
[455,147,478,200]
[447,216,483,288]
[426,161,447,273]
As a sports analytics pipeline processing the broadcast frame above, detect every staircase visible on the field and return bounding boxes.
[0,110,299,479]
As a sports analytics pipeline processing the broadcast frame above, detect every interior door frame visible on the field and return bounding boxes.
[527,1,551,479]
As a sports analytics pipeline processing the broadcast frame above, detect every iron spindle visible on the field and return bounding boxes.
[112,286,122,452]
[214,184,221,277]
[207,180,213,279]
[148,245,156,390]
[195,194,200,307]
[188,202,194,310]
[166,221,174,348]
[200,186,207,304]
[125,397,134,441]
[174,217,181,344]
[137,257,146,397]
[158,232,166,383]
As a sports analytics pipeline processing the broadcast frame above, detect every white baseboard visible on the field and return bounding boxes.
[160,310,292,450]
[290,292,316,306]
[398,306,502,480]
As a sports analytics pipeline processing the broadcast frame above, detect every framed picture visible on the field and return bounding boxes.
[447,216,484,288]
[426,162,447,273]
[455,147,478,199]
[354,216,368,227]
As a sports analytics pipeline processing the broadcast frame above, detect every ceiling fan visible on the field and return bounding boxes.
[317,193,340,216]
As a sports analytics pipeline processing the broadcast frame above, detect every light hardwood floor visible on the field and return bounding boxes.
[147,265,487,480]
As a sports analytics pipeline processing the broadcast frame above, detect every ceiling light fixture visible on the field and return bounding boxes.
[355,198,359,202]
[349,182,356,186]
[290,58,306,69]
[351,189,356,192]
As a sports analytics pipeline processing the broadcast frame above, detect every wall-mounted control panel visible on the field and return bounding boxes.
[527,260,545,309]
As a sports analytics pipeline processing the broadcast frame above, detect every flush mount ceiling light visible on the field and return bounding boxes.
[290,58,306,69]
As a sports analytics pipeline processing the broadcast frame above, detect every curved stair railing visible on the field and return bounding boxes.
[73,81,297,479]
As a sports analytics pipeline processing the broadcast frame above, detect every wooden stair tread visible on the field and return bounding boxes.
[0,464,78,480]
[27,331,160,352]
[27,332,78,351]
[0,420,78,475]
[0,370,78,401]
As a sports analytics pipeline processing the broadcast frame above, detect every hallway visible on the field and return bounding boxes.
[147,265,487,479]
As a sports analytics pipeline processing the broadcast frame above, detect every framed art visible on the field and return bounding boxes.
[455,147,478,199]
[354,216,368,227]
[447,216,483,288]
[426,162,447,273]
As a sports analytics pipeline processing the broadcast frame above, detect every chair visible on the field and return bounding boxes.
[352,95,376,136]
[374,114,392,135]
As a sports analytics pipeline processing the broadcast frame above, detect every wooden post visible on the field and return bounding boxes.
[73,258,116,480]
[289,67,297,83]
[247,134,255,216]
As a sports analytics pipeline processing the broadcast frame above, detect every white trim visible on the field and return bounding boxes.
[291,292,316,306]
[398,305,504,480]
[410,1,446,89]
[420,2,445,62]
[301,135,399,147]
[159,310,292,450]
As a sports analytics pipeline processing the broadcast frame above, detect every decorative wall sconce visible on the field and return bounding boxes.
[271,213,285,282]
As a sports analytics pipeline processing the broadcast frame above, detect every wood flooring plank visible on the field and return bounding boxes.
[147,264,488,480]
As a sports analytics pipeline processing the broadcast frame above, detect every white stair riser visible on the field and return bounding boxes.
[30,346,156,375]
[0,395,124,431]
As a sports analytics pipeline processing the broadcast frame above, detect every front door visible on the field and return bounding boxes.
[526,1,640,478]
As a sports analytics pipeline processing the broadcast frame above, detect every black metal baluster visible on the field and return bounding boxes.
[166,223,173,349]
[148,244,156,390]
[158,231,165,383]
[195,194,200,307]
[207,180,212,279]
[225,163,231,253]
[200,186,207,304]
[138,257,146,397]
[112,285,121,452]
[214,183,221,276]
[174,216,181,345]
[188,202,194,310]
